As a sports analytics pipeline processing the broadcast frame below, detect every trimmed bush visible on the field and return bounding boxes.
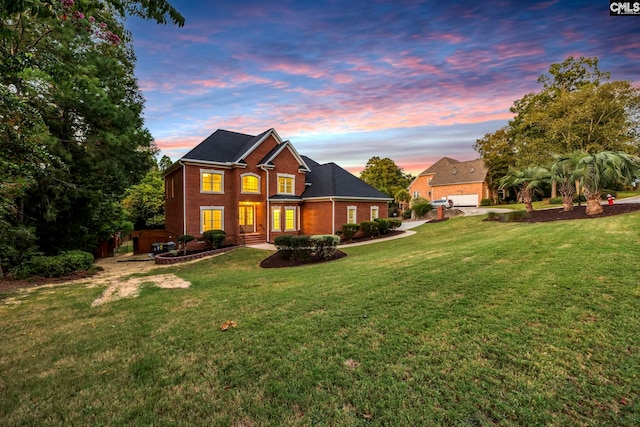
[274,234,294,259]
[360,221,379,238]
[402,209,412,219]
[15,250,94,279]
[388,218,402,230]
[290,235,312,262]
[412,201,432,217]
[203,229,226,249]
[548,197,563,205]
[480,198,492,206]
[340,223,360,242]
[310,235,340,259]
[374,218,390,235]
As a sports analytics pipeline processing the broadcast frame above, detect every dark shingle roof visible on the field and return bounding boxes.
[181,129,272,163]
[302,161,391,200]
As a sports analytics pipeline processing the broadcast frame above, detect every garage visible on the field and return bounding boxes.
[448,194,478,207]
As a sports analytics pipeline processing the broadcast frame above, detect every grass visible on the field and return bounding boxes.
[2,213,640,425]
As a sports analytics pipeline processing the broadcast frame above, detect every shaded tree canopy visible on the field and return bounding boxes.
[0,0,183,256]
[475,56,640,181]
[359,157,413,198]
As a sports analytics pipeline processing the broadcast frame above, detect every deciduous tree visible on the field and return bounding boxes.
[359,157,413,198]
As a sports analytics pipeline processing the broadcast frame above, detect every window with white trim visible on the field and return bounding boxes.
[285,207,296,231]
[412,191,419,198]
[347,206,357,224]
[241,173,260,194]
[271,207,281,231]
[201,207,224,233]
[277,174,295,195]
[201,170,224,193]
[370,206,379,220]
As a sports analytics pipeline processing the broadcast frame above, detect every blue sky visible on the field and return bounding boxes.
[127,0,640,175]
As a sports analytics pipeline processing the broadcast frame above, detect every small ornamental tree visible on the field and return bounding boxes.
[177,234,195,255]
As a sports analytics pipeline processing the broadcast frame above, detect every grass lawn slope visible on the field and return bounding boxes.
[1,213,639,425]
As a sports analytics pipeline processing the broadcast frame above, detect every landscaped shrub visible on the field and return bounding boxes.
[274,234,294,259]
[402,209,412,219]
[360,221,379,238]
[290,235,312,262]
[388,218,402,230]
[412,201,432,217]
[177,234,195,255]
[203,229,226,249]
[15,250,94,279]
[480,198,492,206]
[548,197,563,205]
[310,235,340,259]
[374,218,390,235]
[340,223,360,242]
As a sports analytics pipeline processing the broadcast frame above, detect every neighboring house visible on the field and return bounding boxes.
[408,157,490,207]
[164,128,392,246]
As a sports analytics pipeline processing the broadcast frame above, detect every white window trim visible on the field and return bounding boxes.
[284,206,297,231]
[241,172,261,194]
[200,169,224,194]
[200,206,224,234]
[370,206,379,221]
[277,173,295,195]
[271,206,282,232]
[347,205,357,224]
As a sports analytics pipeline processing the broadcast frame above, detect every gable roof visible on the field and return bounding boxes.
[417,157,460,176]
[178,128,309,171]
[428,158,488,186]
[302,159,392,201]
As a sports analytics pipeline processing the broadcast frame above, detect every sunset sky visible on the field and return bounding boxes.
[127,0,640,175]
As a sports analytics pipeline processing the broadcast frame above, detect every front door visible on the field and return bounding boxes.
[238,205,256,233]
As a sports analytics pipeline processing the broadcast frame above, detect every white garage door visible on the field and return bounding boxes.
[448,194,478,207]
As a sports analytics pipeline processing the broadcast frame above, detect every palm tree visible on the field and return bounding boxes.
[550,154,578,212]
[499,167,549,212]
[570,151,640,215]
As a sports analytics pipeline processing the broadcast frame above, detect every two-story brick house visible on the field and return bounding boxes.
[163,128,392,245]
[408,157,490,207]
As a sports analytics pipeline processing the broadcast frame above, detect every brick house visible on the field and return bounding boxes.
[408,157,490,207]
[163,128,392,246]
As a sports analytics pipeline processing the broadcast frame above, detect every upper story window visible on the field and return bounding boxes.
[277,174,295,195]
[412,191,419,198]
[241,173,260,194]
[427,178,432,185]
[201,170,224,193]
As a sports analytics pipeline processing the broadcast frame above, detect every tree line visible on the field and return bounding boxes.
[1,1,183,274]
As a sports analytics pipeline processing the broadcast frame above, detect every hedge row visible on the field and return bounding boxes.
[14,250,94,279]
[339,218,402,240]
[274,234,340,262]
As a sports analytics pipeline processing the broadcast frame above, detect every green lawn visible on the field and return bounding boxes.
[2,213,640,425]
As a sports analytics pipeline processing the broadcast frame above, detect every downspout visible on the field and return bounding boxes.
[331,198,335,235]
[180,161,187,237]
[263,166,270,243]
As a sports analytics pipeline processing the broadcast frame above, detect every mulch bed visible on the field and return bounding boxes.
[260,250,348,268]
[514,203,640,222]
